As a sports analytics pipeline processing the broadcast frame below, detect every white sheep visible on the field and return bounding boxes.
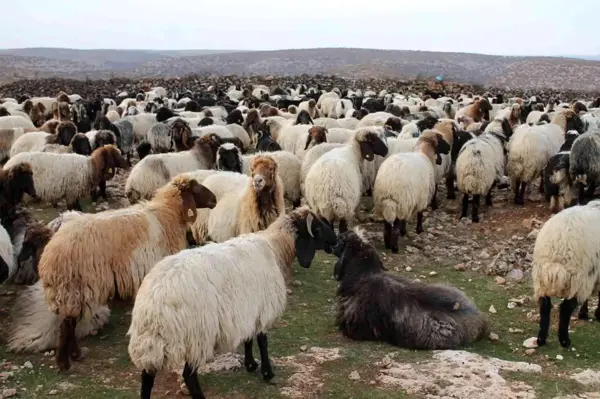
[456,117,513,222]
[127,207,337,398]
[304,128,388,232]
[4,145,128,210]
[0,115,35,130]
[532,200,600,349]
[374,131,450,252]
[0,222,15,283]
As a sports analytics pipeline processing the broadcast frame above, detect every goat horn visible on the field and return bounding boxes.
[306,213,315,238]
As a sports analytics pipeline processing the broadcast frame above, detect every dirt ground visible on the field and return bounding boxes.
[1,166,599,399]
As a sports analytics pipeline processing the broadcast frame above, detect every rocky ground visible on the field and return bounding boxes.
[0,165,599,398]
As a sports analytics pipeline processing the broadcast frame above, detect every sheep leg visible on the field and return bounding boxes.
[472,195,481,223]
[460,194,469,219]
[292,199,302,209]
[586,182,596,202]
[99,181,108,200]
[182,362,206,399]
[446,175,456,200]
[539,174,545,194]
[390,220,401,254]
[257,333,275,381]
[536,296,552,346]
[383,222,392,249]
[244,339,258,372]
[399,220,407,237]
[416,212,424,234]
[514,180,523,205]
[56,317,76,371]
[67,200,83,212]
[365,188,373,197]
[339,219,348,234]
[578,300,589,320]
[577,182,586,205]
[517,182,527,205]
[140,370,156,399]
[558,297,578,348]
[430,187,438,211]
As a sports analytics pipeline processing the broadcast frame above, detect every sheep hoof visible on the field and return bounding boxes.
[446,193,456,200]
[536,337,546,347]
[391,246,399,254]
[56,358,72,373]
[262,371,276,383]
[472,216,480,223]
[245,360,258,373]
[578,311,589,321]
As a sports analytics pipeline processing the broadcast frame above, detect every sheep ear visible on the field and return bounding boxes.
[304,132,314,151]
[306,213,315,238]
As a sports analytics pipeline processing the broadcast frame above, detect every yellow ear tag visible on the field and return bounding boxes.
[187,208,194,218]
[108,168,113,173]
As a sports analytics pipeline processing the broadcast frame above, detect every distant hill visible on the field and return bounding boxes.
[1,47,600,90]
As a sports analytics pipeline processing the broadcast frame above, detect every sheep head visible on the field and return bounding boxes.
[29,102,46,127]
[92,144,129,184]
[56,92,70,104]
[289,207,337,268]
[296,110,314,125]
[418,130,451,165]
[384,117,403,132]
[216,143,242,173]
[5,162,36,202]
[198,117,213,127]
[476,98,493,121]
[250,155,278,193]
[70,133,92,156]
[0,107,9,117]
[332,227,386,281]
[356,129,388,161]
[55,121,77,146]
[172,176,217,223]
[304,126,327,150]
[563,110,585,134]
[226,109,244,125]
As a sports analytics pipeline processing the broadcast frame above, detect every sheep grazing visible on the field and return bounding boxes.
[305,128,388,232]
[4,145,128,210]
[205,155,285,242]
[569,131,600,205]
[333,228,489,349]
[374,130,451,252]
[17,176,216,369]
[532,201,600,349]
[456,117,513,222]
[543,130,580,213]
[125,134,222,203]
[128,207,337,399]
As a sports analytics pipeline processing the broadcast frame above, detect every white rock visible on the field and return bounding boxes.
[349,371,360,381]
[23,361,33,369]
[405,267,412,272]
[489,305,497,314]
[522,337,538,348]
[429,271,438,276]
[556,354,564,360]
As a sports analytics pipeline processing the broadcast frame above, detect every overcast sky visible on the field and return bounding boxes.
[2,0,597,56]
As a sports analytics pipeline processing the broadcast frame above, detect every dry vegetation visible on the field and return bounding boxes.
[1,48,600,90]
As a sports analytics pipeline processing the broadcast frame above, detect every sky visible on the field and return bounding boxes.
[2,0,598,57]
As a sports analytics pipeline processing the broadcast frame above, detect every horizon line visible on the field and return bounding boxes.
[0,47,598,59]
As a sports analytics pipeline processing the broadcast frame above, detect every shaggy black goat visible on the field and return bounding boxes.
[333,228,490,349]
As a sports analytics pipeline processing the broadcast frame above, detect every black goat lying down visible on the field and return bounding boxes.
[332,228,490,349]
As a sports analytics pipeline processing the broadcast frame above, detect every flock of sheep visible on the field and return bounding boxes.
[0,82,599,398]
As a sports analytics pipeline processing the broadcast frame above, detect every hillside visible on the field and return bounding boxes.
[1,47,600,90]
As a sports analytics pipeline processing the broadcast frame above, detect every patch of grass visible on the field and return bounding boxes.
[2,240,600,397]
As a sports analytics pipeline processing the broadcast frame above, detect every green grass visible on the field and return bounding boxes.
[2,199,600,397]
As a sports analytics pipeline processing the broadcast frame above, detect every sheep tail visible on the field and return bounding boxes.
[7,281,110,353]
[507,155,525,181]
[381,199,397,224]
[533,261,584,302]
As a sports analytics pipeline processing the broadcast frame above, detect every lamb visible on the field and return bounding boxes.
[215,144,302,207]
[456,117,513,222]
[127,207,337,399]
[204,155,285,243]
[569,131,600,205]
[305,128,388,232]
[532,200,600,349]
[508,110,581,205]
[543,130,580,213]
[125,134,222,203]
[333,228,490,349]
[9,176,216,367]
[4,145,128,210]
[373,130,451,252]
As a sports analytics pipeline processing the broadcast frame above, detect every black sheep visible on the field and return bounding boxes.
[333,228,490,350]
